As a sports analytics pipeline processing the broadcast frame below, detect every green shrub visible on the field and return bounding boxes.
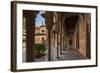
[35,44,46,56]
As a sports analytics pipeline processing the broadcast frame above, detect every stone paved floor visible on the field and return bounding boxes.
[51,48,87,61]
[34,47,87,62]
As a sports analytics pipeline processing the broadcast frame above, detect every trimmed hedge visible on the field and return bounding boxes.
[35,44,46,58]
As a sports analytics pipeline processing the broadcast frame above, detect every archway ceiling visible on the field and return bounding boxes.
[64,14,79,34]
[64,13,78,18]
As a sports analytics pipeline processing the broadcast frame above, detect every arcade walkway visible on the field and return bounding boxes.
[35,47,87,62]
[51,48,87,61]
[23,11,91,62]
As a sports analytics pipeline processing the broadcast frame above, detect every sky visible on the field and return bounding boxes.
[35,11,45,26]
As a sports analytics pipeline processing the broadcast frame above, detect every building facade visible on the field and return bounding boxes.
[35,25,46,44]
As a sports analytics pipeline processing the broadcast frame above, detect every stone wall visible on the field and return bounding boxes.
[79,14,87,57]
